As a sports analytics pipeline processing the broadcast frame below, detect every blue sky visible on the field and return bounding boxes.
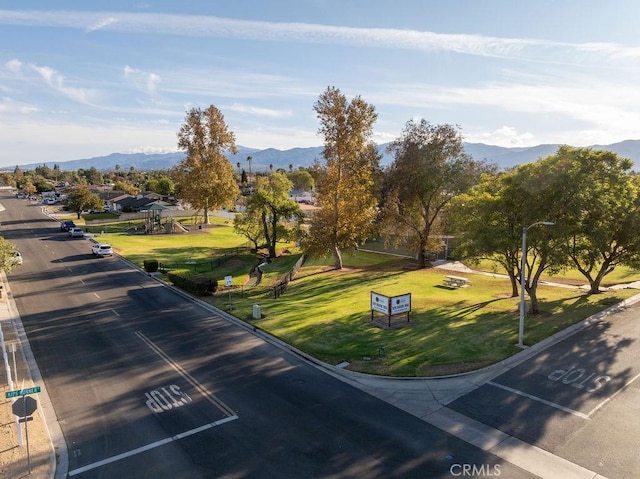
[1,1,639,166]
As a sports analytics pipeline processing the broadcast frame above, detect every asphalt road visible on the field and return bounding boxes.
[449,298,640,479]
[1,194,536,479]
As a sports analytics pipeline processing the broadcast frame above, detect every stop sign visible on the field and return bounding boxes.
[12,396,37,417]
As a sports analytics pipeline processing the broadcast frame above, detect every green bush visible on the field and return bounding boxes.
[167,272,217,296]
[143,259,159,273]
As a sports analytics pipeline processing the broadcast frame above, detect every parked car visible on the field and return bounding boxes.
[60,220,76,231]
[68,227,84,238]
[9,251,22,265]
[91,244,113,257]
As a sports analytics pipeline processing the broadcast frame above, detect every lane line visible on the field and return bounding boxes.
[67,416,238,476]
[487,381,590,420]
[586,371,640,418]
[135,331,236,417]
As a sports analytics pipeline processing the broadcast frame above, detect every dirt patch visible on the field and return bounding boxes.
[0,388,55,479]
[365,316,413,330]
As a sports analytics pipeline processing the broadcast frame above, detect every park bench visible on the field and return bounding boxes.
[443,275,471,288]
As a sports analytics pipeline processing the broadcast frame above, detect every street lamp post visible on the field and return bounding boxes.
[518,221,554,348]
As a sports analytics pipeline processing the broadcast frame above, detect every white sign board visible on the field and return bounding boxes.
[224,275,233,287]
[371,292,390,314]
[371,292,411,315]
[390,294,411,315]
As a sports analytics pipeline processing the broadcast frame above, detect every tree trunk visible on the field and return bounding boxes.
[509,272,518,297]
[527,285,540,315]
[203,209,210,224]
[261,211,272,256]
[332,244,343,269]
[417,235,428,268]
[589,265,609,294]
[417,249,427,269]
[268,209,278,258]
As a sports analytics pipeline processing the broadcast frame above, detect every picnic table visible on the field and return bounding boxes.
[443,275,471,288]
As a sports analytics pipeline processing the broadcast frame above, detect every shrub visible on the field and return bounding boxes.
[167,272,217,296]
[143,259,159,273]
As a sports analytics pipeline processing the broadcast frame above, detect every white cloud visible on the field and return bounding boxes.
[227,103,293,118]
[1,10,639,67]
[124,65,161,95]
[29,64,96,104]
[466,126,535,147]
[372,131,397,144]
[0,118,178,163]
[234,125,320,150]
[0,97,38,114]
[5,59,22,73]
[85,16,117,33]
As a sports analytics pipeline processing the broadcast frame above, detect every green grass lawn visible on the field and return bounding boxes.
[467,258,640,286]
[208,252,637,376]
[80,215,640,377]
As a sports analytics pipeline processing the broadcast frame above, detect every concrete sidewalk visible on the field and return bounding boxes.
[0,273,65,479]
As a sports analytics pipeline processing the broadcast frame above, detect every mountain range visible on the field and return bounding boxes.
[8,140,640,173]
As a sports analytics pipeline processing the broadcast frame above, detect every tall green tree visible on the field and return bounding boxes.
[303,86,380,269]
[145,175,175,195]
[287,168,315,192]
[450,171,523,297]
[66,185,103,219]
[532,146,640,294]
[382,120,492,268]
[452,163,561,312]
[233,204,265,251]
[452,146,640,315]
[240,172,303,258]
[174,106,239,223]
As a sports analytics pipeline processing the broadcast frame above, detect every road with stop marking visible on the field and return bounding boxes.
[2,194,537,479]
[449,299,640,479]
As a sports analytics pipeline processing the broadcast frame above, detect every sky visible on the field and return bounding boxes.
[1,1,640,166]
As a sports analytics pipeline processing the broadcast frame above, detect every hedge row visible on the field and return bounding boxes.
[167,272,218,296]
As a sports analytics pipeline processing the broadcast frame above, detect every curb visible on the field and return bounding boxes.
[0,271,69,479]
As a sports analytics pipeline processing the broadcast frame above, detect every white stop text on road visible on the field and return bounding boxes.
[548,367,611,392]
[145,384,193,413]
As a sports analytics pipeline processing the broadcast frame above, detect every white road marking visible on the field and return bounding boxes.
[487,381,591,420]
[586,370,640,417]
[67,416,238,476]
[135,331,236,417]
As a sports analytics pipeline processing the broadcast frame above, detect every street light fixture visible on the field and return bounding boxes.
[518,221,554,348]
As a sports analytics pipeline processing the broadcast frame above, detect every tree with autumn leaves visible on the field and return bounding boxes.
[302,87,381,269]
[174,105,239,224]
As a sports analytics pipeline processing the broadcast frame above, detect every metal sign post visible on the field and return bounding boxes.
[225,275,233,310]
[6,385,41,474]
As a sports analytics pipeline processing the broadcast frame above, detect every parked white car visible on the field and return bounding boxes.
[69,227,84,238]
[91,244,113,257]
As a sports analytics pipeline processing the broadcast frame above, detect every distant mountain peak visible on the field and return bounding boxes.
[7,140,640,172]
